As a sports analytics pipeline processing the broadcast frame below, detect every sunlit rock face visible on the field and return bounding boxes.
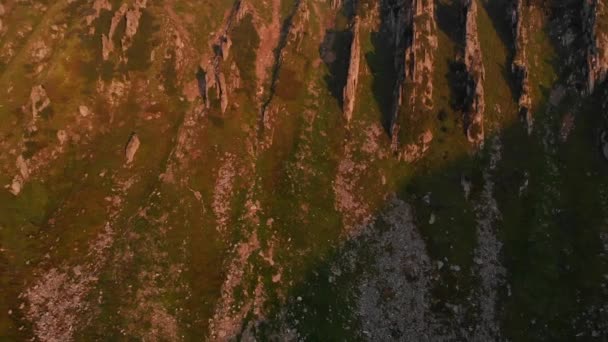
[1,0,608,340]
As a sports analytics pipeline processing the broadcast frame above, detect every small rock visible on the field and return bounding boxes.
[79,105,91,117]
[272,273,281,283]
[9,176,23,196]
[57,130,68,144]
[125,133,140,164]
[428,213,436,224]
[28,85,50,121]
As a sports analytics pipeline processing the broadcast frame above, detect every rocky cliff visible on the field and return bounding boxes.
[463,0,485,145]
[404,0,437,111]
[511,0,533,133]
[343,17,360,123]
[389,0,438,159]
[585,0,608,94]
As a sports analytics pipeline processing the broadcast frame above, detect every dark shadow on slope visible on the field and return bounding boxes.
[480,0,520,104]
[365,2,399,135]
[436,0,470,133]
[480,0,514,52]
[248,91,608,339]
[196,67,207,102]
[320,29,352,110]
[447,60,468,113]
[436,0,463,45]
[546,1,588,93]
[317,1,359,115]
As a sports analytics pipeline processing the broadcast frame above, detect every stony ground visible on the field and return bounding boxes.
[1,0,608,340]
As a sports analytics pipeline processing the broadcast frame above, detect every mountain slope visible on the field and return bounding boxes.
[1,0,608,340]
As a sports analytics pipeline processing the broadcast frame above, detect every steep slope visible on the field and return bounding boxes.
[1,0,608,340]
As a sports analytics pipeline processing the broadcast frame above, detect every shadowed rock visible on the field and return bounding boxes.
[585,0,608,94]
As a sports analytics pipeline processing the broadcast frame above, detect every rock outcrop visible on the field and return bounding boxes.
[401,130,433,162]
[258,0,305,130]
[102,4,127,60]
[511,0,533,133]
[218,72,229,113]
[404,0,437,110]
[463,0,485,146]
[86,0,111,26]
[200,2,246,113]
[584,0,608,94]
[125,133,141,165]
[343,17,360,123]
[102,0,146,61]
[9,156,29,196]
[390,0,437,154]
[26,85,51,123]
[219,36,232,61]
[122,5,143,52]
